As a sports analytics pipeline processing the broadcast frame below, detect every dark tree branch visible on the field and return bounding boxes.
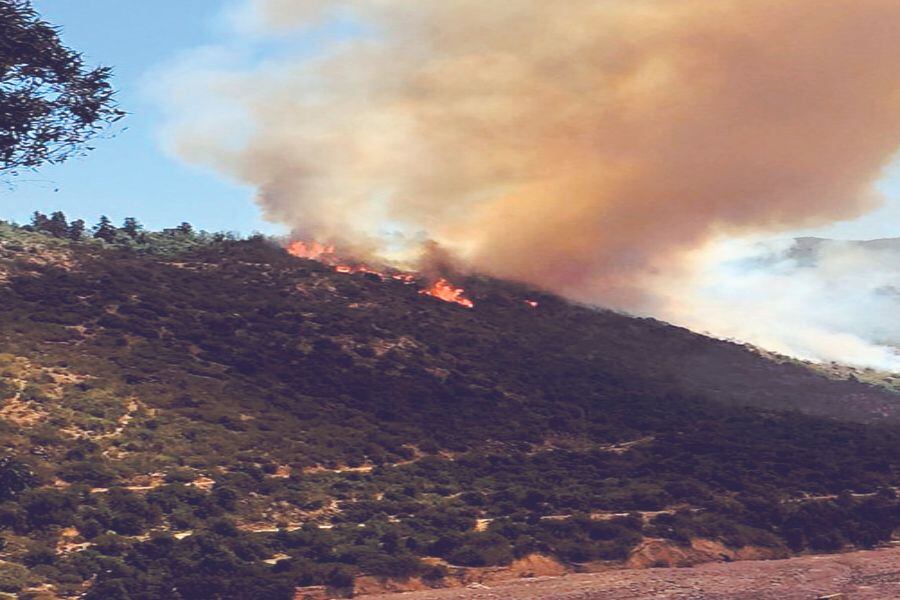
[0,0,123,175]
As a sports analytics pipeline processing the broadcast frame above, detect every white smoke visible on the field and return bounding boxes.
[651,236,900,371]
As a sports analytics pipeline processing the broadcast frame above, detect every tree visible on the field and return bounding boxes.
[176,222,194,236]
[47,210,67,237]
[68,218,85,240]
[92,215,116,242]
[27,209,67,237]
[28,210,48,232]
[0,456,34,501]
[121,217,142,238]
[0,0,123,174]
[0,561,30,593]
[84,579,131,600]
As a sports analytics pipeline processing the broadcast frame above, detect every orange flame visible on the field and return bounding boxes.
[334,264,386,277]
[287,241,472,307]
[420,278,474,308]
[525,300,539,308]
[286,240,335,260]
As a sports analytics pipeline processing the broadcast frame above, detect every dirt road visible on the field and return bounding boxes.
[366,545,900,600]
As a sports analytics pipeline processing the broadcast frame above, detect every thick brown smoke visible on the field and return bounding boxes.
[164,0,900,305]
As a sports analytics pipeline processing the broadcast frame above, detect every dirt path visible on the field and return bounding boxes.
[366,545,900,600]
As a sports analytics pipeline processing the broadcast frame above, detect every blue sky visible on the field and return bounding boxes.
[1,1,899,240]
[0,0,277,234]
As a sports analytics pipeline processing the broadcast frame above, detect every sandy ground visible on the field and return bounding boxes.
[366,545,900,600]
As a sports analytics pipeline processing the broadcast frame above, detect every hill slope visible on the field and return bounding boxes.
[0,225,897,599]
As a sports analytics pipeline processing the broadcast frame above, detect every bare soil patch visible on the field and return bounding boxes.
[364,545,900,600]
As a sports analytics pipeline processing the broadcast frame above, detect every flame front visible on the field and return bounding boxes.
[286,241,473,307]
[420,278,474,308]
[334,264,385,277]
[286,240,335,260]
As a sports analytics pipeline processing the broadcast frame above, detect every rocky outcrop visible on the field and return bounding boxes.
[625,537,788,569]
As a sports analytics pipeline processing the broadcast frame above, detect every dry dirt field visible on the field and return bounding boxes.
[366,545,900,600]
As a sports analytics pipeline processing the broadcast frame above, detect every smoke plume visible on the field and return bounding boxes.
[157,1,900,365]
[649,237,900,371]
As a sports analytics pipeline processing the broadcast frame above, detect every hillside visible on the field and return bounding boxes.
[0,223,897,599]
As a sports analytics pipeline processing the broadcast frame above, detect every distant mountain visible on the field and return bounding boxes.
[726,235,900,372]
[0,222,896,599]
[794,235,900,252]
[789,236,900,265]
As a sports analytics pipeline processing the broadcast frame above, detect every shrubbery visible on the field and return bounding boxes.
[0,220,895,596]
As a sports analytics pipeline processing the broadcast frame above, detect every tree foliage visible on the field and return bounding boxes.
[92,215,116,242]
[0,0,123,174]
[0,456,34,502]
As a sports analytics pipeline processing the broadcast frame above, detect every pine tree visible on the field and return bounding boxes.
[176,222,194,237]
[68,219,85,241]
[28,211,49,233]
[47,211,68,238]
[92,215,116,242]
[121,217,142,238]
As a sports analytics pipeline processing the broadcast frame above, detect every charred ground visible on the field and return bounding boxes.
[0,222,897,599]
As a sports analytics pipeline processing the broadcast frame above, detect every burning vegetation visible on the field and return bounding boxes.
[162,0,900,317]
[285,240,334,261]
[286,240,475,308]
[419,278,474,309]
[1,223,899,599]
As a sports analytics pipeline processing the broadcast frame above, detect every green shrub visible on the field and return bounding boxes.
[0,562,32,593]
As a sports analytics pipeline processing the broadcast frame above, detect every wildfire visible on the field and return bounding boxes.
[420,278,474,308]
[333,264,426,286]
[525,300,539,308]
[286,240,335,260]
[334,264,384,276]
[285,240,474,308]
